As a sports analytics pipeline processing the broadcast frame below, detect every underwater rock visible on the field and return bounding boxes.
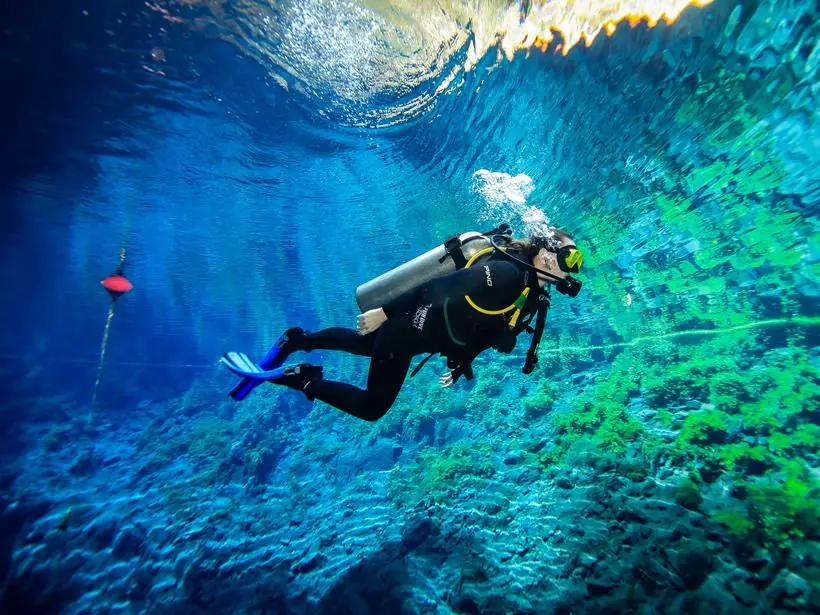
[741,548,773,573]
[669,523,692,543]
[125,564,155,602]
[478,500,504,516]
[622,526,652,547]
[438,419,477,445]
[696,458,724,484]
[399,518,437,556]
[688,575,745,615]
[112,525,145,559]
[63,548,90,573]
[568,525,585,538]
[291,552,325,575]
[0,500,22,592]
[577,551,600,569]
[69,447,101,476]
[84,514,119,550]
[510,467,537,485]
[789,539,820,571]
[336,439,397,474]
[0,497,46,535]
[502,453,522,465]
[182,556,222,609]
[674,479,703,511]
[585,570,621,597]
[768,570,812,612]
[526,438,549,454]
[251,448,279,483]
[453,596,480,615]
[616,508,649,525]
[0,470,17,491]
[134,456,171,480]
[102,454,121,466]
[1,565,81,615]
[417,417,436,444]
[671,545,715,590]
[726,572,761,608]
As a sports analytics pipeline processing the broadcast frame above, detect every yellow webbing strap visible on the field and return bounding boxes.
[463,246,519,316]
[507,287,531,328]
[465,295,517,315]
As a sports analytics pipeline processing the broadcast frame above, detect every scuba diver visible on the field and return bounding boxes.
[220,224,583,422]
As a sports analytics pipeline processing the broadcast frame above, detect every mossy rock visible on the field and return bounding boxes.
[675,478,703,511]
[679,410,732,446]
[712,510,755,538]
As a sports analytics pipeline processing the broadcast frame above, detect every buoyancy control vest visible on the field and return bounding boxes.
[355,224,550,375]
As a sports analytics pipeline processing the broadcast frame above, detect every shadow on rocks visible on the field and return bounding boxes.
[314,517,506,615]
[0,494,72,615]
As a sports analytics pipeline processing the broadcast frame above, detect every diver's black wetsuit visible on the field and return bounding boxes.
[301,255,545,421]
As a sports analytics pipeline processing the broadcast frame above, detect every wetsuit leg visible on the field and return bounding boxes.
[304,327,376,357]
[306,351,412,421]
[294,321,418,421]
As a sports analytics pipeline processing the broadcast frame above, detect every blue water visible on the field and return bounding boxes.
[1,0,818,613]
[1,2,715,398]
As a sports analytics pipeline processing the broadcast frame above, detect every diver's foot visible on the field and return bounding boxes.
[272,327,311,365]
[271,363,323,400]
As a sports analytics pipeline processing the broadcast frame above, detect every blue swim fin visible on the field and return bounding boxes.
[227,328,303,401]
[221,353,322,398]
[221,352,291,381]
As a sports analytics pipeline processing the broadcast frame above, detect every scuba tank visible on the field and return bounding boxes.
[355,225,511,312]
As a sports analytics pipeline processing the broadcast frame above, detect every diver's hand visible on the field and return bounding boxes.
[439,371,454,388]
[357,308,388,335]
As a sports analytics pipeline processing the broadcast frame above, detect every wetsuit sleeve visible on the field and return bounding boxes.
[382,261,523,317]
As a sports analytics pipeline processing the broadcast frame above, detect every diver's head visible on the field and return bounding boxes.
[531,229,583,297]
[493,226,583,297]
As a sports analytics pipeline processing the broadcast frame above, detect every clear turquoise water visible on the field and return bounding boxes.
[0,0,817,613]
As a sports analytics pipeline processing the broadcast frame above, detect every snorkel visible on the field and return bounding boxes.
[489,234,583,297]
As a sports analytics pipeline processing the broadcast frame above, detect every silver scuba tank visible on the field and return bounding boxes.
[355,232,492,312]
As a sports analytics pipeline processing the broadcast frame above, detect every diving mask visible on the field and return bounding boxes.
[531,234,584,273]
[556,245,583,274]
[551,245,582,296]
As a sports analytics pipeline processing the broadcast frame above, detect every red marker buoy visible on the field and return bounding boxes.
[101,273,133,299]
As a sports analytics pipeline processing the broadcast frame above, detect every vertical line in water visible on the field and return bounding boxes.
[89,302,116,423]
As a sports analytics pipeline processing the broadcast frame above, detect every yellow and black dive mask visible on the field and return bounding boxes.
[555,244,583,274]
[551,244,583,296]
